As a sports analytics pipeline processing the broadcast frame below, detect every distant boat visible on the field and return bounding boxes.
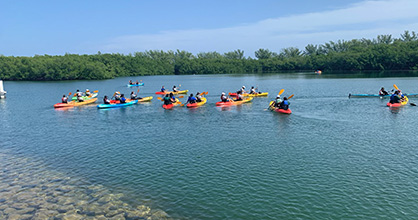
[315,70,322,74]
[0,80,6,99]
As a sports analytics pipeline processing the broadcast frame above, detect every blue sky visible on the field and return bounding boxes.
[1,0,418,57]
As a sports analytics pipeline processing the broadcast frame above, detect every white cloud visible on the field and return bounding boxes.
[100,0,418,56]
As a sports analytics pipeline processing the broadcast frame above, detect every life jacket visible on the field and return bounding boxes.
[161,88,165,92]
[120,97,126,103]
[131,94,136,99]
[62,97,68,103]
[104,98,110,104]
[115,95,121,100]
[250,89,256,94]
[221,95,227,102]
[188,96,197,103]
[280,100,289,110]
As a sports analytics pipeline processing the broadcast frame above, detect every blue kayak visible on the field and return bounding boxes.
[97,100,138,109]
[349,93,418,98]
[127,83,144,87]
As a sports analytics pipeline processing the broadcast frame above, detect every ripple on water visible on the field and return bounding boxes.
[0,151,172,220]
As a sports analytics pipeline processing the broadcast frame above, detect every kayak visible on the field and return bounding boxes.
[268,101,292,114]
[186,97,207,108]
[163,99,181,109]
[127,83,144,87]
[349,93,418,98]
[109,96,153,104]
[156,90,188,95]
[215,98,253,106]
[71,92,98,101]
[386,96,409,107]
[97,100,138,109]
[54,98,97,108]
[229,92,268,97]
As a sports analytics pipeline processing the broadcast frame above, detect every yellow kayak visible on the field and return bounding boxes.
[54,98,97,108]
[186,97,207,108]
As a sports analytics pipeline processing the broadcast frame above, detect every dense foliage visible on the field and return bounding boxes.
[1,31,418,81]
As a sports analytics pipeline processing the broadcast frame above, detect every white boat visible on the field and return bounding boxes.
[0,80,6,99]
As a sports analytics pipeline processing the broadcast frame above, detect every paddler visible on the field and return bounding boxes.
[129,80,133,85]
[389,91,401,104]
[196,92,202,102]
[279,97,290,110]
[235,91,243,101]
[273,95,282,107]
[114,92,121,101]
[163,94,172,105]
[103,95,110,104]
[185,93,197,105]
[76,93,84,102]
[173,85,178,93]
[249,86,257,94]
[61,95,68,103]
[161,86,166,93]
[120,94,127,103]
[220,92,228,102]
[169,93,176,103]
[85,89,91,96]
[379,87,389,96]
[75,89,83,97]
[130,91,142,100]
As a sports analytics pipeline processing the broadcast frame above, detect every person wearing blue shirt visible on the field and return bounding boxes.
[161,86,166,92]
[185,94,197,105]
[120,94,127,103]
[279,97,290,110]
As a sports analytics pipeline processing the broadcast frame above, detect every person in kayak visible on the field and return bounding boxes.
[169,92,176,102]
[185,93,197,105]
[379,87,389,96]
[389,91,401,104]
[163,94,173,105]
[273,95,282,107]
[238,86,246,94]
[103,96,111,104]
[114,92,121,101]
[235,91,244,101]
[279,97,290,110]
[76,93,84,102]
[129,80,133,85]
[173,85,178,93]
[220,92,229,102]
[85,89,91,96]
[161,86,166,93]
[130,91,141,100]
[135,80,140,85]
[61,95,68,103]
[120,94,127,103]
[250,86,257,94]
[196,92,202,102]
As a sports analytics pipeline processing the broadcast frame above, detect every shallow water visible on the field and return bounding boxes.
[1,73,418,219]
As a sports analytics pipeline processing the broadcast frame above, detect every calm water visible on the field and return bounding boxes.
[1,72,418,219]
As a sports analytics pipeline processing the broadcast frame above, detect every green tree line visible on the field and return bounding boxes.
[1,31,418,80]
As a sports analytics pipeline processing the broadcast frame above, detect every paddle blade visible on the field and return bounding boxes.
[178,96,184,98]
[157,97,163,100]
[411,103,416,106]
[93,90,98,93]
[278,89,284,95]
[288,94,294,99]
[393,84,399,90]
[68,92,72,96]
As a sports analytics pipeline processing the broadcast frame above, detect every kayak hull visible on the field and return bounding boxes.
[162,99,181,109]
[215,98,253,106]
[127,83,144,87]
[97,100,138,109]
[349,93,418,98]
[54,98,97,108]
[186,97,207,108]
[156,90,188,95]
[229,92,268,97]
[387,96,408,107]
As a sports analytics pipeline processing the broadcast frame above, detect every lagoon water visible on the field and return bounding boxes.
[1,72,418,219]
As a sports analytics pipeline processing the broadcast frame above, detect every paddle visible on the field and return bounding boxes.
[279,89,284,96]
[268,89,285,109]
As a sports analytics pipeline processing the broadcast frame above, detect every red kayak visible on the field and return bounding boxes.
[274,108,292,114]
[163,104,174,109]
